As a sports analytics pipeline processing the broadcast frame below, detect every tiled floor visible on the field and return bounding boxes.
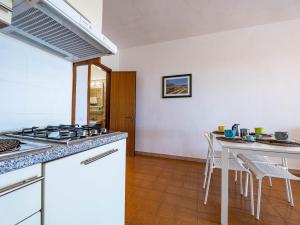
[125,155,300,225]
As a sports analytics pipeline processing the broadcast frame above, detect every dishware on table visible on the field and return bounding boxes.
[224,129,236,138]
[240,128,250,138]
[255,127,265,134]
[212,131,224,135]
[232,124,240,136]
[245,135,256,142]
[216,136,247,143]
[218,125,225,132]
[256,139,300,147]
[255,134,263,139]
[250,132,272,138]
[274,132,289,141]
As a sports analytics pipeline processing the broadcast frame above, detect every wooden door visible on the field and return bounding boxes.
[110,71,136,156]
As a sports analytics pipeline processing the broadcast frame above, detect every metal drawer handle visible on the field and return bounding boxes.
[81,149,118,165]
[0,3,13,12]
[0,176,44,197]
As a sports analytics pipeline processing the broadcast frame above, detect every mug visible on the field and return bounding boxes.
[255,127,265,135]
[240,128,250,137]
[224,130,236,138]
[218,125,225,132]
[274,132,288,141]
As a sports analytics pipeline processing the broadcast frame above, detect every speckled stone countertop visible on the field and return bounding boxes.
[0,132,127,175]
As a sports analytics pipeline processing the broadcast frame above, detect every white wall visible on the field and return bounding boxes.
[0,34,72,131]
[102,53,119,71]
[119,19,300,169]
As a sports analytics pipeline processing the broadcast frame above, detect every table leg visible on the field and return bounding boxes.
[221,147,229,225]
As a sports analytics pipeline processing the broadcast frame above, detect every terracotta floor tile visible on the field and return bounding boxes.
[134,211,157,225]
[155,216,176,225]
[174,207,198,224]
[157,202,177,218]
[166,186,198,199]
[125,156,300,225]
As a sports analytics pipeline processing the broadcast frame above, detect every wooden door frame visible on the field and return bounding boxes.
[72,57,112,129]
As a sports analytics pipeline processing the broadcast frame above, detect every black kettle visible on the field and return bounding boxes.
[232,124,240,136]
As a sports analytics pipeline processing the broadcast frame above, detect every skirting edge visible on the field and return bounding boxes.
[135,151,206,163]
[134,151,300,176]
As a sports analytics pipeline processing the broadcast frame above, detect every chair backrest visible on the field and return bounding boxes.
[204,132,215,158]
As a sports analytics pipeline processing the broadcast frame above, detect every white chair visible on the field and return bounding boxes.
[238,154,274,193]
[242,158,300,220]
[203,133,241,191]
[203,133,255,216]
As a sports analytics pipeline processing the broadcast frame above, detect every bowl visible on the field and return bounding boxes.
[274,132,289,141]
[255,127,265,134]
[224,129,236,138]
[246,135,256,142]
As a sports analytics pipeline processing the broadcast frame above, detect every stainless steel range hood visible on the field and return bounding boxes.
[0,0,117,62]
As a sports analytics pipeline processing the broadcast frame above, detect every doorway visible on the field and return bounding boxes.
[72,58,111,128]
[72,60,136,156]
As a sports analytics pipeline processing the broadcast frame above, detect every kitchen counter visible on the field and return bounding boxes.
[0,132,128,175]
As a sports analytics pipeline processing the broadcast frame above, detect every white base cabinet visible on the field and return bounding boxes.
[43,139,126,225]
[0,164,42,225]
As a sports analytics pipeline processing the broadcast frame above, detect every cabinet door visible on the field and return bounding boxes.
[0,165,42,225]
[64,0,103,33]
[43,140,126,225]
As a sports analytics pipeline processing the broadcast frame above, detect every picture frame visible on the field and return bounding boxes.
[162,74,192,98]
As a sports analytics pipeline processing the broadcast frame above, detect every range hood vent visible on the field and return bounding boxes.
[1,0,117,62]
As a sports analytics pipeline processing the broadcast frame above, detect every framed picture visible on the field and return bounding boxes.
[162,74,192,98]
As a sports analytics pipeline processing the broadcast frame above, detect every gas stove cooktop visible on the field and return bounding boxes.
[5,124,111,145]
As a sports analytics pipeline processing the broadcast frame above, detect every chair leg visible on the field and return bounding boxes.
[240,171,243,196]
[235,170,237,183]
[268,177,272,187]
[288,179,294,207]
[244,172,249,198]
[285,178,291,203]
[256,179,262,220]
[204,168,213,205]
[203,157,210,189]
[249,172,254,216]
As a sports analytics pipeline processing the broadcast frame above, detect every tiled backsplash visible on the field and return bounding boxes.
[0,34,73,131]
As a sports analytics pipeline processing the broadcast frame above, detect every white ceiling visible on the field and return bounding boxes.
[103,0,300,49]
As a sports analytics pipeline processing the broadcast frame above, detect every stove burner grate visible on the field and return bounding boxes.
[0,139,21,153]
[9,124,109,144]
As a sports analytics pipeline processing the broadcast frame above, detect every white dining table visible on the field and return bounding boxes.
[211,133,300,225]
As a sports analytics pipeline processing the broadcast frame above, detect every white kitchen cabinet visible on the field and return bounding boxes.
[43,139,126,225]
[0,164,42,225]
[64,0,103,33]
[17,212,41,225]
